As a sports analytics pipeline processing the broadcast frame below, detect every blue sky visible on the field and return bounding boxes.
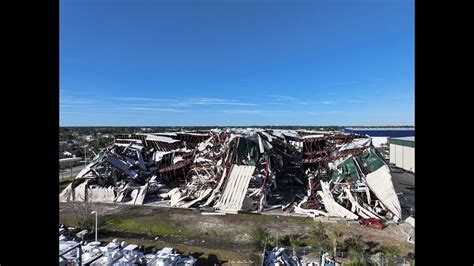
[60,0,414,126]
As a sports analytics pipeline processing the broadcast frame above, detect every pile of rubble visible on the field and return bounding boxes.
[60,128,402,222]
[263,247,302,266]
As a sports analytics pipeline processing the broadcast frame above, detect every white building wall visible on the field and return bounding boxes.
[395,145,404,168]
[390,144,397,163]
[403,146,415,173]
[389,143,415,173]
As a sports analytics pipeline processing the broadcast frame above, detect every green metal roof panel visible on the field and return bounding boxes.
[331,171,342,182]
[236,137,259,166]
[355,155,369,175]
[92,151,106,165]
[337,156,360,181]
[365,151,386,172]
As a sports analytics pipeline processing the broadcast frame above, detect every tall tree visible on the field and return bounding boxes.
[330,229,343,259]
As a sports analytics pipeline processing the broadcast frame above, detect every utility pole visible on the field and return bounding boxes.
[319,248,323,264]
[262,243,267,266]
[77,244,82,266]
[84,145,87,166]
[91,211,98,242]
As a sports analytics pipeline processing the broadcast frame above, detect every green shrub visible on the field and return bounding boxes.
[345,235,365,255]
[289,234,302,249]
[381,245,401,257]
[279,235,291,246]
[250,226,270,251]
[307,222,331,252]
[344,256,369,266]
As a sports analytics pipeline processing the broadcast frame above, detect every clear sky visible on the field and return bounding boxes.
[60,0,414,126]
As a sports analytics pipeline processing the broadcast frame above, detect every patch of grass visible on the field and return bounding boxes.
[102,218,140,231]
[204,229,220,238]
[99,236,261,265]
[59,202,414,256]
[101,217,187,236]
[380,244,401,257]
[60,176,74,182]
[60,213,78,227]
[250,226,271,251]
[344,256,369,266]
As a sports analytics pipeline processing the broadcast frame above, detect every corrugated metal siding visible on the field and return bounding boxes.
[389,144,396,164]
[395,145,404,168]
[215,165,256,213]
[389,142,415,173]
[403,147,415,172]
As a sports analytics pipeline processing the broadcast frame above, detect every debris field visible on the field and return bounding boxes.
[60,128,402,223]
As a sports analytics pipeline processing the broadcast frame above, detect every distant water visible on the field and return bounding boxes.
[343,129,415,137]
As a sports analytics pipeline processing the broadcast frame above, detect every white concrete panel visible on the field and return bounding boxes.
[403,146,415,173]
[395,145,404,168]
[389,144,396,164]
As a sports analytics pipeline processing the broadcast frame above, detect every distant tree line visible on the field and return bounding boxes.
[60,125,414,136]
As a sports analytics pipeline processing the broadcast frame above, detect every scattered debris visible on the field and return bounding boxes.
[359,218,386,230]
[264,247,302,266]
[60,128,402,222]
[402,216,415,243]
[321,252,341,266]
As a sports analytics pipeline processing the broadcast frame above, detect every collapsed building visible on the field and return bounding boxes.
[60,128,402,222]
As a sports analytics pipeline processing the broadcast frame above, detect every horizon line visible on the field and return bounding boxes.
[60,125,415,128]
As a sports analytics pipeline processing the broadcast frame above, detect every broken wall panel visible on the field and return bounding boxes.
[364,165,402,219]
[87,187,116,203]
[214,165,256,213]
[318,181,358,220]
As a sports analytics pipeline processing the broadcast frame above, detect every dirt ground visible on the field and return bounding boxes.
[99,236,262,265]
[59,202,414,256]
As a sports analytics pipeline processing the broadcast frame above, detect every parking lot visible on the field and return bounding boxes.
[390,166,415,220]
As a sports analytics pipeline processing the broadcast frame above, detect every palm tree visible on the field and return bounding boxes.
[364,240,379,253]
[290,235,301,255]
[351,235,364,253]
[310,222,330,249]
[330,230,343,259]
[250,226,270,251]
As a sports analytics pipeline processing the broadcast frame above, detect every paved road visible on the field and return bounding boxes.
[59,165,86,180]
[390,166,415,219]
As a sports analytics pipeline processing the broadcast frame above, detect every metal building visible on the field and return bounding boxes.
[388,136,415,173]
[343,127,415,147]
